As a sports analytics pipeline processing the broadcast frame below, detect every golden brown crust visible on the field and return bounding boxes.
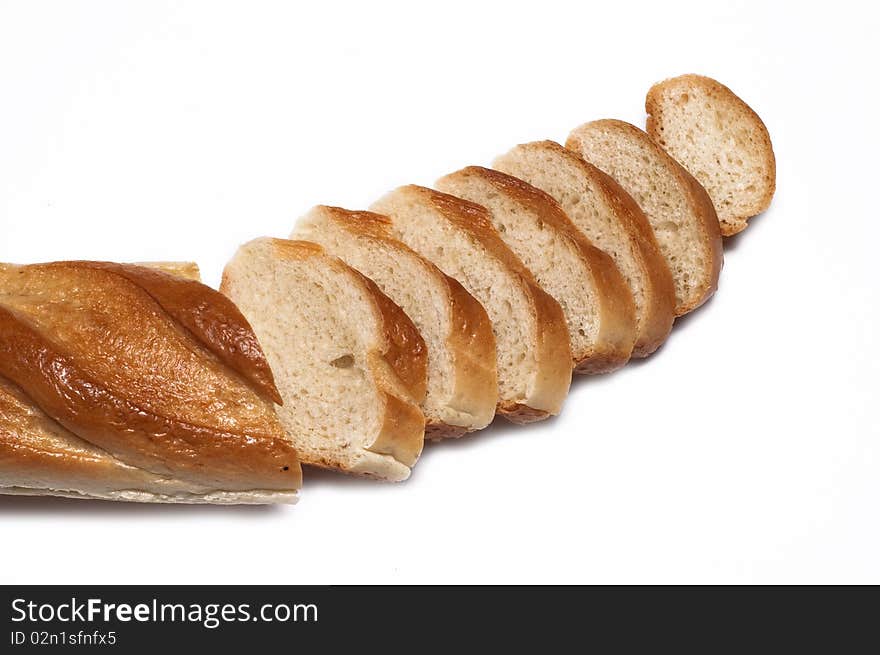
[267,238,325,260]
[566,122,723,317]
[499,403,553,424]
[354,268,428,405]
[68,262,282,404]
[364,382,425,467]
[441,274,498,428]
[0,262,300,494]
[402,186,572,418]
[0,309,298,492]
[264,239,427,473]
[318,206,395,238]
[137,261,202,281]
[497,282,570,421]
[0,376,297,501]
[424,424,469,440]
[646,74,776,236]
[439,166,638,373]
[680,169,724,312]
[0,377,155,494]
[299,207,498,436]
[588,165,678,353]
[343,267,426,466]
[574,244,638,374]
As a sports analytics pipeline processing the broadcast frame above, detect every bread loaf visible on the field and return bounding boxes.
[0,261,301,503]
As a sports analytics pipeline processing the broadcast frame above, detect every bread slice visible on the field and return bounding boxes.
[293,205,498,438]
[436,166,637,374]
[646,74,776,236]
[0,261,301,503]
[566,120,723,315]
[221,238,427,481]
[371,185,571,422]
[493,141,675,357]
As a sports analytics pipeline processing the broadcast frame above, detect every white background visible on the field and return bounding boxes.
[1,0,877,584]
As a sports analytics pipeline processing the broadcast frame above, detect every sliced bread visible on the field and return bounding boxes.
[221,238,427,481]
[646,74,776,236]
[293,205,498,438]
[494,141,675,357]
[436,166,637,374]
[566,120,723,315]
[371,185,571,422]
